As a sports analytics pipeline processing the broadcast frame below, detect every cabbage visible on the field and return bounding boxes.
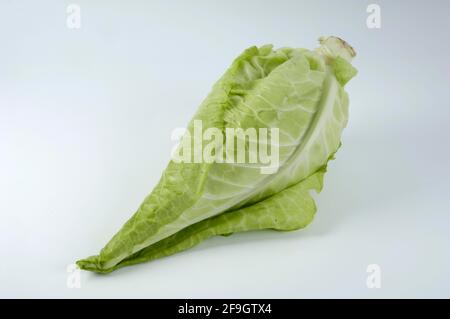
[77,36,357,273]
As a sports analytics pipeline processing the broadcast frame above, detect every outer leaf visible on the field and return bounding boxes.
[333,56,358,86]
[77,167,326,273]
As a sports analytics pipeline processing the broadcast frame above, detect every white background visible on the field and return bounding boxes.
[1,0,450,298]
